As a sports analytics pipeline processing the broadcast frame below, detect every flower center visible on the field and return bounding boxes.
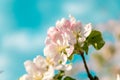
[57,46,68,53]
[33,74,43,80]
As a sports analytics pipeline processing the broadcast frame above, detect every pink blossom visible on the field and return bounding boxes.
[45,15,92,60]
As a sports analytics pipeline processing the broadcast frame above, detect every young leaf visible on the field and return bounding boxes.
[54,71,64,80]
[82,41,89,54]
[86,30,105,50]
[68,53,74,60]
[64,76,76,80]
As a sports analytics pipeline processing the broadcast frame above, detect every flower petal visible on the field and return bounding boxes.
[19,74,32,80]
[44,44,58,58]
[24,60,38,75]
[82,23,92,37]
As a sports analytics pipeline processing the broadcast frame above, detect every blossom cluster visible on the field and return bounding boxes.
[19,16,92,80]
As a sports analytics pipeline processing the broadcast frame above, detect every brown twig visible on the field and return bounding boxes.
[80,52,99,80]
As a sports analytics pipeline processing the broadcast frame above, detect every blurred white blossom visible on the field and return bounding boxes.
[20,55,54,80]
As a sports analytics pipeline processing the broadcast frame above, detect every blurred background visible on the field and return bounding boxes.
[0,0,120,80]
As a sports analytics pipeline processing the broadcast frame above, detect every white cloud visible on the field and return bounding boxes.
[0,53,12,80]
[2,31,45,53]
[63,2,92,15]
[0,71,11,80]
[0,54,11,69]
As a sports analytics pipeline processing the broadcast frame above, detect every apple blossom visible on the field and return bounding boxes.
[56,15,92,45]
[44,38,72,70]
[19,55,54,80]
[44,27,73,70]
[44,16,92,71]
[44,16,90,61]
[20,15,105,80]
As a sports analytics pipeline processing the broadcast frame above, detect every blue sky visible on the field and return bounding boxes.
[0,0,120,80]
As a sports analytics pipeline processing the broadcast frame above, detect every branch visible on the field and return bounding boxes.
[80,53,99,80]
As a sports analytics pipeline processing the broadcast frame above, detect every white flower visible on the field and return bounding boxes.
[20,55,54,80]
[44,25,74,71]
[20,15,93,80]
[44,38,72,71]
[19,74,32,80]
[82,23,92,38]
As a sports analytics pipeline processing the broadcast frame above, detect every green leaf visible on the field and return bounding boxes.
[64,76,76,80]
[68,53,74,60]
[54,74,63,80]
[86,30,105,50]
[53,71,64,80]
[82,41,89,54]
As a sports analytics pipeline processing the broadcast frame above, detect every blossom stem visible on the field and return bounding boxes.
[80,52,99,80]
